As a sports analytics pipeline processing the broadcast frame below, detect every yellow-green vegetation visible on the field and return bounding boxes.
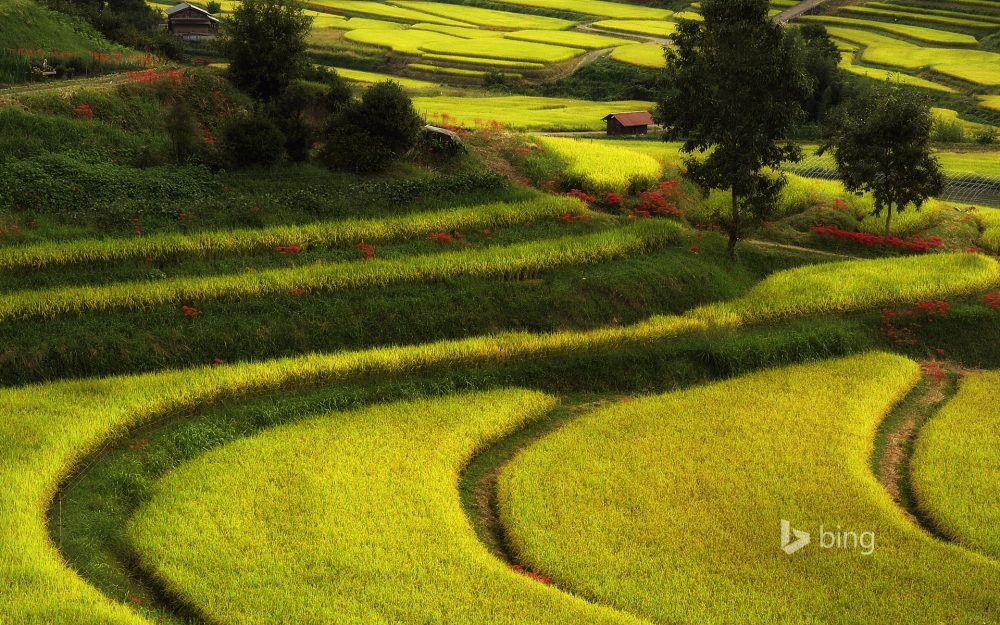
[672,10,703,21]
[857,203,942,236]
[303,10,350,28]
[417,38,586,63]
[912,370,1000,561]
[327,16,406,30]
[0,0,121,53]
[838,5,996,30]
[343,28,464,56]
[395,0,575,30]
[800,16,978,46]
[0,198,584,272]
[421,53,544,68]
[609,43,667,68]
[825,26,1000,85]
[499,353,1000,624]
[412,23,503,38]
[935,151,1000,176]
[837,51,955,93]
[128,391,644,624]
[0,220,681,323]
[591,19,677,38]
[308,0,470,26]
[863,1,1000,24]
[603,139,686,164]
[487,0,672,19]
[413,95,654,131]
[539,136,663,194]
[502,29,634,50]
[410,63,500,77]
[932,107,993,134]
[978,95,1000,112]
[329,66,438,89]
[978,207,1000,252]
[695,252,1000,324]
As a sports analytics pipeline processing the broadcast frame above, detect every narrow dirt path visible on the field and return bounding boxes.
[774,0,827,23]
[745,239,863,259]
[576,23,672,45]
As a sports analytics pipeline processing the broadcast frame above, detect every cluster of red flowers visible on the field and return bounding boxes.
[275,245,301,254]
[509,564,551,585]
[181,305,202,317]
[916,300,951,317]
[0,224,21,236]
[636,190,682,217]
[982,292,1000,310]
[126,69,184,84]
[202,128,214,145]
[881,300,950,346]
[558,213,590,223]
[131,218,142,236]
[428,231,461,243]
[130,438,149,451]
[74,103,93,119]
[212,357,224,365]
[289,288,306,296]
[177,212,192,222]
[811,225,943,252]
[656,179,687,200]
[923,361,945,382]
[600,191,623,208]
[565,189,596,204]
[126,593,141,605]
[690,246,699,253]
[829,198,851,212]
[356,241,374,260]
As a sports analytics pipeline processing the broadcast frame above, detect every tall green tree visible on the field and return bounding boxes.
[820,79,944,246]
[216,0,313,101]
[798,24,844,124]
[654,0,810,260]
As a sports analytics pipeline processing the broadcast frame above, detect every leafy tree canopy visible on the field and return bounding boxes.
[216,0,313,102]
[655,0,810,259]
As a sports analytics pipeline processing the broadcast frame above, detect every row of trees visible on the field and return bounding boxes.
[656,0,943,260]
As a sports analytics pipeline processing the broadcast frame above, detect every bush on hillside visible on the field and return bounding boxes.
[218,112,286,168]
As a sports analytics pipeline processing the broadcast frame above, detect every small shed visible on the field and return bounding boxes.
[165,3,219,41]
[602,111,654,136]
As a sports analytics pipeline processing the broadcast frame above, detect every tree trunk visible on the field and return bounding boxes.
[883,202,893,249]
[728,186,739,261]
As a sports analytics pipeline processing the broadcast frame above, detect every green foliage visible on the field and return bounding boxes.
[657,0,810,259]
[219,111,286,168]
[164,102,201,164]
[205,0,221,13]
[821,79,945,243]
[217,0,314,101]
[797,24,844,125]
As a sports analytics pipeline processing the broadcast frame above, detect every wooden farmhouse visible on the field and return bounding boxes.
[602,111,655,137]
[165,3,219,41]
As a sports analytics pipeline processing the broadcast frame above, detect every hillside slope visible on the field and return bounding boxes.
[0,0,117,52]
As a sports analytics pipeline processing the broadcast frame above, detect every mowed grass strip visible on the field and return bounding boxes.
[539,136,663,194]
[591,19,677,38]
[610,43,667,68]
[0,219,681,322]
[0,197,586,272]
[694,252,1000,324]
[911,370,1000,561]
[394,0,575,30]
[799,15,978,45]
[499,353,1000,624]
[413,95,655,131]
[418,38,586,63]
[128,391,646,624]
[502,29,634,50]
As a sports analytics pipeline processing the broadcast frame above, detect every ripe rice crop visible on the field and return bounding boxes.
[838,5,997,31]
[540,136,663,194]
[499,353,1000,624]
[931,107,993,134]
[487,0,672,19]
[409,63,503,77]
[412,95,655,131]
[329,66,437,89]
[693,252,1000,324]
[502,29,633,50]
[977,207,1000,252]
[326,16,406,30]
[308,0,470,26]
[418,38,586,63]
[128,390,644,624]
[837,51,955,93]
[411,23,504,38]
[801,16,978,45]
[0,198,584,272]
[0,220,681,322]
[671,10,703,21]
[420,53,543,68]
[857,202,942,236]
[864,1,1000,24]
[395,0,575,30]
[978,95,1000,112]
[911,370,1000,560]
[344,28,465,56]
[591,19,677,38]
[609,43,668,68]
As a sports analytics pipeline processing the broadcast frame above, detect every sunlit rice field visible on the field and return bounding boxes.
[343,28,465,56]
[308,0,470,26]
[799,16,978,45]
[394,0,576,30]
[416,38,587,63]
[420,53,543,68]
[609,43,668,68]
[502,29,634,50]
[591,19,677,38]
[485,0,672,19]
[412,95,655,131]
[539,136,663,194]
[837,51,955,93]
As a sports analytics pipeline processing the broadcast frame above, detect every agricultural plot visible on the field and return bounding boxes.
[412,23,504,38]
[343,28,465,56]
[128,391,644,624]
[308,0,471,26]
[486,0,672,20]
[502,30,634,50]
[411,95,655,131]
[394,0,575,30]
[977,207,1000,252]
[499,353,1000,624]
[325,16,406,30]
[912,371,1000,560]
[609,43,667,68]
[416,38,586,63]
[799,16,978,45]
[837,51,956,93]
[591,19,677,38]
[409,63,494,77]
[838,5,996,31]
[863,1,1000,24]
[420,54,543,69]
[539,136,663,194]
[328,66,438,89]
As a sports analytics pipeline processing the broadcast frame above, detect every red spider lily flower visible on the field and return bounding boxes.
[290,288,306,296]
[599,191,623,208]
[565,189,595,204]
[181,305,203,317]
[480,229,490,235]
[427,232,453,244]
[559,214,573,223]
[275,245,301,254]
[212,357,224,365]
[130,439,149,451]
[356,242,374,260]
[982,292,1000,310]
[690,246,699,253]
[145,257,153,262]
[73,104,94,119]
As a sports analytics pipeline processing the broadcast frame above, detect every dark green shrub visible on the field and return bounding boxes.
[219,112,285,168]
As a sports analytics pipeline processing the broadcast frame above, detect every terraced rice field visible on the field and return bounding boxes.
[838,5,997,31]
[394,0,575,30]
[412,95,655,131]
[539,136,663,194]
[499,353,1000,624]
[610,43,668,68]
[837,51,956,93]
[309,0,470,26]
[417,38,587,63]
[591,19,677,38]
[343,28,464,56]
[502,29,633,50]
[329,67,438,90]
[912,371,1000,560]
[486,0,673,19]
[800,16,978,45]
